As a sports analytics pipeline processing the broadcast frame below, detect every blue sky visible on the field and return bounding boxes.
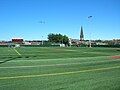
[0,0,120,40]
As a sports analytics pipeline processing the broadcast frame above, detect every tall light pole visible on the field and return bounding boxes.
[88,16,92,48]
[42,36,43,45]
[38,20,45,45]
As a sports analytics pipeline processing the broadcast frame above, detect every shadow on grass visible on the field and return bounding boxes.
[0,55,38,64]
[116,49,120,51]
[0,57,19,64]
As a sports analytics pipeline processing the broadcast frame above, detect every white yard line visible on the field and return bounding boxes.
[10,56,110,62]
[0,65,120,80]
[0,76,120,88]
[13,48,21,56]
[0,59,119,69]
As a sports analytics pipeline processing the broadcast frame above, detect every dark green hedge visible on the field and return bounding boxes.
[0,45,8,47]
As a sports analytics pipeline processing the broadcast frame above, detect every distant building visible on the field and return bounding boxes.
[113,39,120,45]
[24,40,43,45]
[12,38,23,44]
[0,41,8,45]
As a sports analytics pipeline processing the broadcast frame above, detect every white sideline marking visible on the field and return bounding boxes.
[0,66,120,80]
[13,48,21,56]
[64,50,76,51]
[0,76,120,88]
[10,56,110,62]
[0,59,120,69]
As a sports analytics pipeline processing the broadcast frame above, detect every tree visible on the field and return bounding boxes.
[63,35,69,45]
[48,33,69,45]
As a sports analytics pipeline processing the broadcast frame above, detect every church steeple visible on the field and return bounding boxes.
[80,26,84,41]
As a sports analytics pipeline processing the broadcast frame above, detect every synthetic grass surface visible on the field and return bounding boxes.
[0,47,120,90]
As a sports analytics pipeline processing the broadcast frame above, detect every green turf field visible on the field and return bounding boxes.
[0,47,120,90]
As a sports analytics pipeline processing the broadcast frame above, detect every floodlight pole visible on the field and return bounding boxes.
[38,20,45,45]
[88,16,92,48]
[89,39,91,48]
[42,36,43,45]
[69,38,72,47]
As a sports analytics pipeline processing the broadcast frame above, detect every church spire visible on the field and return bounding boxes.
[80,26,84,41]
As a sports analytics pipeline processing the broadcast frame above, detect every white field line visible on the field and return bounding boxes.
[31,49,77,52]
[1,76,120,88]
[10,56,110,62]
[0,83,21,88]
[56,49,76,51]
[13,48,21,56]
[0,59,120,69]
[0,65,120,80]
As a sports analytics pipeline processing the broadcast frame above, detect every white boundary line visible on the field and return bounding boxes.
[0,59,120,69]
[0,76,120,88]
[9,56,110,62]
[0,65,120,80]
[13,48,21,56]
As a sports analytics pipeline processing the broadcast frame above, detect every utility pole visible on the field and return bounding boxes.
[88,16,92,48]
[42,36,43,45]
[38,20,45,45]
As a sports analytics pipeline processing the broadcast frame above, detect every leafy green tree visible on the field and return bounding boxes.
[48,33,69,45]
[63,35,69,45]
